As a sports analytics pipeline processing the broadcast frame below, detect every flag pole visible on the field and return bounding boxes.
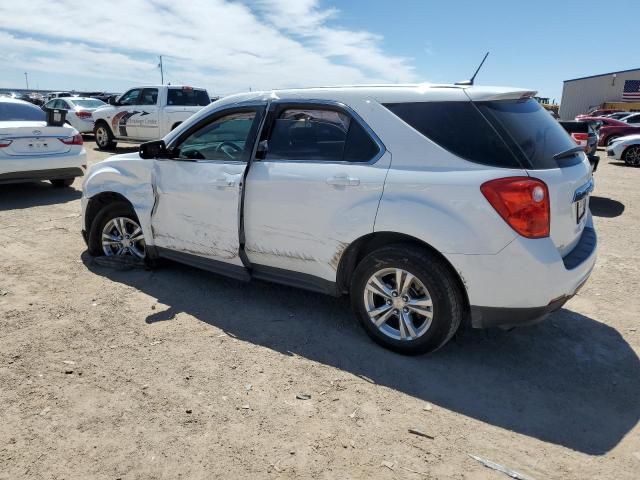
[159,56,164,85]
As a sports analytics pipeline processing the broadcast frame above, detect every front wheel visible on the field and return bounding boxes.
[623,145,640,167]
[350,244,464,355]
[94,123,117,150]
[88,201,146,259]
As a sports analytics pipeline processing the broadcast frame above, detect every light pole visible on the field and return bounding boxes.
[24,72,29,90]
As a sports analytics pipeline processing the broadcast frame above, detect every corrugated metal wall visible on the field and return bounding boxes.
[560,69,640,120]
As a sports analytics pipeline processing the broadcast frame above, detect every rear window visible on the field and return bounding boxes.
[0,101,46,121]
[384,101,520,168]
[70,99,105,108]
[477,99,579,169]
[167,88,210,106]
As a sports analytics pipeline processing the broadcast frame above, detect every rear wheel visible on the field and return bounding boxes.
[50,178,74,188]
[623,145,640,167]
[606,135,620,146]
[94,123,117,150]
[88,201,145,259]
[350,244,464,355]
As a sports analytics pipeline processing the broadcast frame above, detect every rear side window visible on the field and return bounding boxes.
[266,107,379,162]
[0,101,46,121]
[167,88,210,106]
[384,102,521,168]
[477,99,577,169]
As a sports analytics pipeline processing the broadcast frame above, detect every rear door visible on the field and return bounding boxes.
[151,104,265,267]
[477,98,593,256]
[243,101,389,283]
[136,88,159,140]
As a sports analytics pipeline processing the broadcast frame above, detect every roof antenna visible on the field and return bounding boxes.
[455,52,489,86]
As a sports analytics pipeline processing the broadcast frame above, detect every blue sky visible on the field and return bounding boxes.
[1,0,638,102]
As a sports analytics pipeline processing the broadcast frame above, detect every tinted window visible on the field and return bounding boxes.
[167,88,210,106]
[0,101,46,121]
[266,107,379,162]
[477,99,578,169]
[140,88,158,106]
[384,102,520,168]
[176,111,256,161]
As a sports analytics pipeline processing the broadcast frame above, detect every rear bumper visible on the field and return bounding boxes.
[0,167,84,185]
[447,223,597,329]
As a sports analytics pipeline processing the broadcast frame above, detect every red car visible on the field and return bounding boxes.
[576,108,622,120]
[592,118,640,146]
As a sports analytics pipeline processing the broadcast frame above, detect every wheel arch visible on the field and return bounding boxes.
[93,118,113,134]
[336,231,470,311]
[84,191,133,233]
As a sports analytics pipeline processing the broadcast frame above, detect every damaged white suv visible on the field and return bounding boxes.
[82,85,597,354]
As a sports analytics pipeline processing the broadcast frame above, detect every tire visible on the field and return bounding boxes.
[94,122,117,150]
[350,244,464,355]
[87,201,146,260]
[623,145,640,167]
[606,135,620,146]
[50,178,74,188]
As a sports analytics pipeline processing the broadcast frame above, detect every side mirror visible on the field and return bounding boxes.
[108,96,119,106]
[255,140,268,160]
[139,140,168,159]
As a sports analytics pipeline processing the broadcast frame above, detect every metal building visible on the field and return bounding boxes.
[559,68,640,119]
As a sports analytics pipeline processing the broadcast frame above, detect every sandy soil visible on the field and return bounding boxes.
[1,141,639,479]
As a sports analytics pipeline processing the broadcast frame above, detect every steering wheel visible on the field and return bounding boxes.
[216,141,242,160]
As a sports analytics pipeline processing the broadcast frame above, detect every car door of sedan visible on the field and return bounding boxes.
[150,104,265,275]
[243,101,390,286]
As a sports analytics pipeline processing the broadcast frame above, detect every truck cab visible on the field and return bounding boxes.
[92,85,210,150]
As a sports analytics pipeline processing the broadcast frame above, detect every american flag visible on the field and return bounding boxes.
[622,80,640,102]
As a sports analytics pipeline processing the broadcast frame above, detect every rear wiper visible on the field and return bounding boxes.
[554,146,584,161]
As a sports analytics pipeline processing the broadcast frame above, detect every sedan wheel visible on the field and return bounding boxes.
[363,267,434,341]
[623,146,640,167]
[101,217,145,258]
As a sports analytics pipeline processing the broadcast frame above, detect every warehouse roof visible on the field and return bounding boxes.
[564,68,640,83]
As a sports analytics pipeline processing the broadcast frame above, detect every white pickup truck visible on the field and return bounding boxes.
[92,85,210,150]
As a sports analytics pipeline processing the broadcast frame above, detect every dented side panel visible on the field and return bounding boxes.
[150,160,247,265]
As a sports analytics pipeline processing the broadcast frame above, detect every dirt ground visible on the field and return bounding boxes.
[1,141,639,480]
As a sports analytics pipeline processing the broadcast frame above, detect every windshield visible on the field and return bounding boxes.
[477,99,578,169]
[0,101,46,121]
[70,99,105,108]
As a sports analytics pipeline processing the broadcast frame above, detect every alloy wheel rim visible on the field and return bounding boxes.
[363,267,434,341]
[626,146,640,166]
[101,217,145,258]
[96,127,107,146]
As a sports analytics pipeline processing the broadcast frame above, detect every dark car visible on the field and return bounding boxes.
[559,120,599,171]
[620,113,640,125]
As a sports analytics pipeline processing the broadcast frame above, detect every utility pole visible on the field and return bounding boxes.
[158,56,164,85]
[24,72,29,89]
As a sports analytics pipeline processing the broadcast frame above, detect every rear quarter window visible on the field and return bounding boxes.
[167,88,210,106]
[383,101,521,169]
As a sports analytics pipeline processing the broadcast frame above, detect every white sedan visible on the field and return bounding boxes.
[606,134,640,167]
[43,97,106,134]
[0,97,87,187]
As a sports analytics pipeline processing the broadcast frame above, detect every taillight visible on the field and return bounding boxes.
[76,110,92,119]
[571,132,588,150]
[59,134,83,146]
[0,139,12,148]
[481,177,550,239]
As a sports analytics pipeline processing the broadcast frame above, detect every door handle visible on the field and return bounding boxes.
[212,177,237,188]
[326,175,360,186]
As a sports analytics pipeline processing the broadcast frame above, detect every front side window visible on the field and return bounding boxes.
[119,89,141,106]
[266,107,379,162]
[175,111,257,161]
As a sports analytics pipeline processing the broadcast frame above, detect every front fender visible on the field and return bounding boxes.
[82,158,156,246]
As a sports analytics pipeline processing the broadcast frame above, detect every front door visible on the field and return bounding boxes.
[243,102,390,282]
[151,105,265,268]
[111,88,142,138]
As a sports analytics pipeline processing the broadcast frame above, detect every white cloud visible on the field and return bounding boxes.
[0,0,417,94]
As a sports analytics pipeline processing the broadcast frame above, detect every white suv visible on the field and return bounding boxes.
[81,84,597,354]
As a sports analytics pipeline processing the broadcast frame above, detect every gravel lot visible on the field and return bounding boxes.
[1,141,639,479]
